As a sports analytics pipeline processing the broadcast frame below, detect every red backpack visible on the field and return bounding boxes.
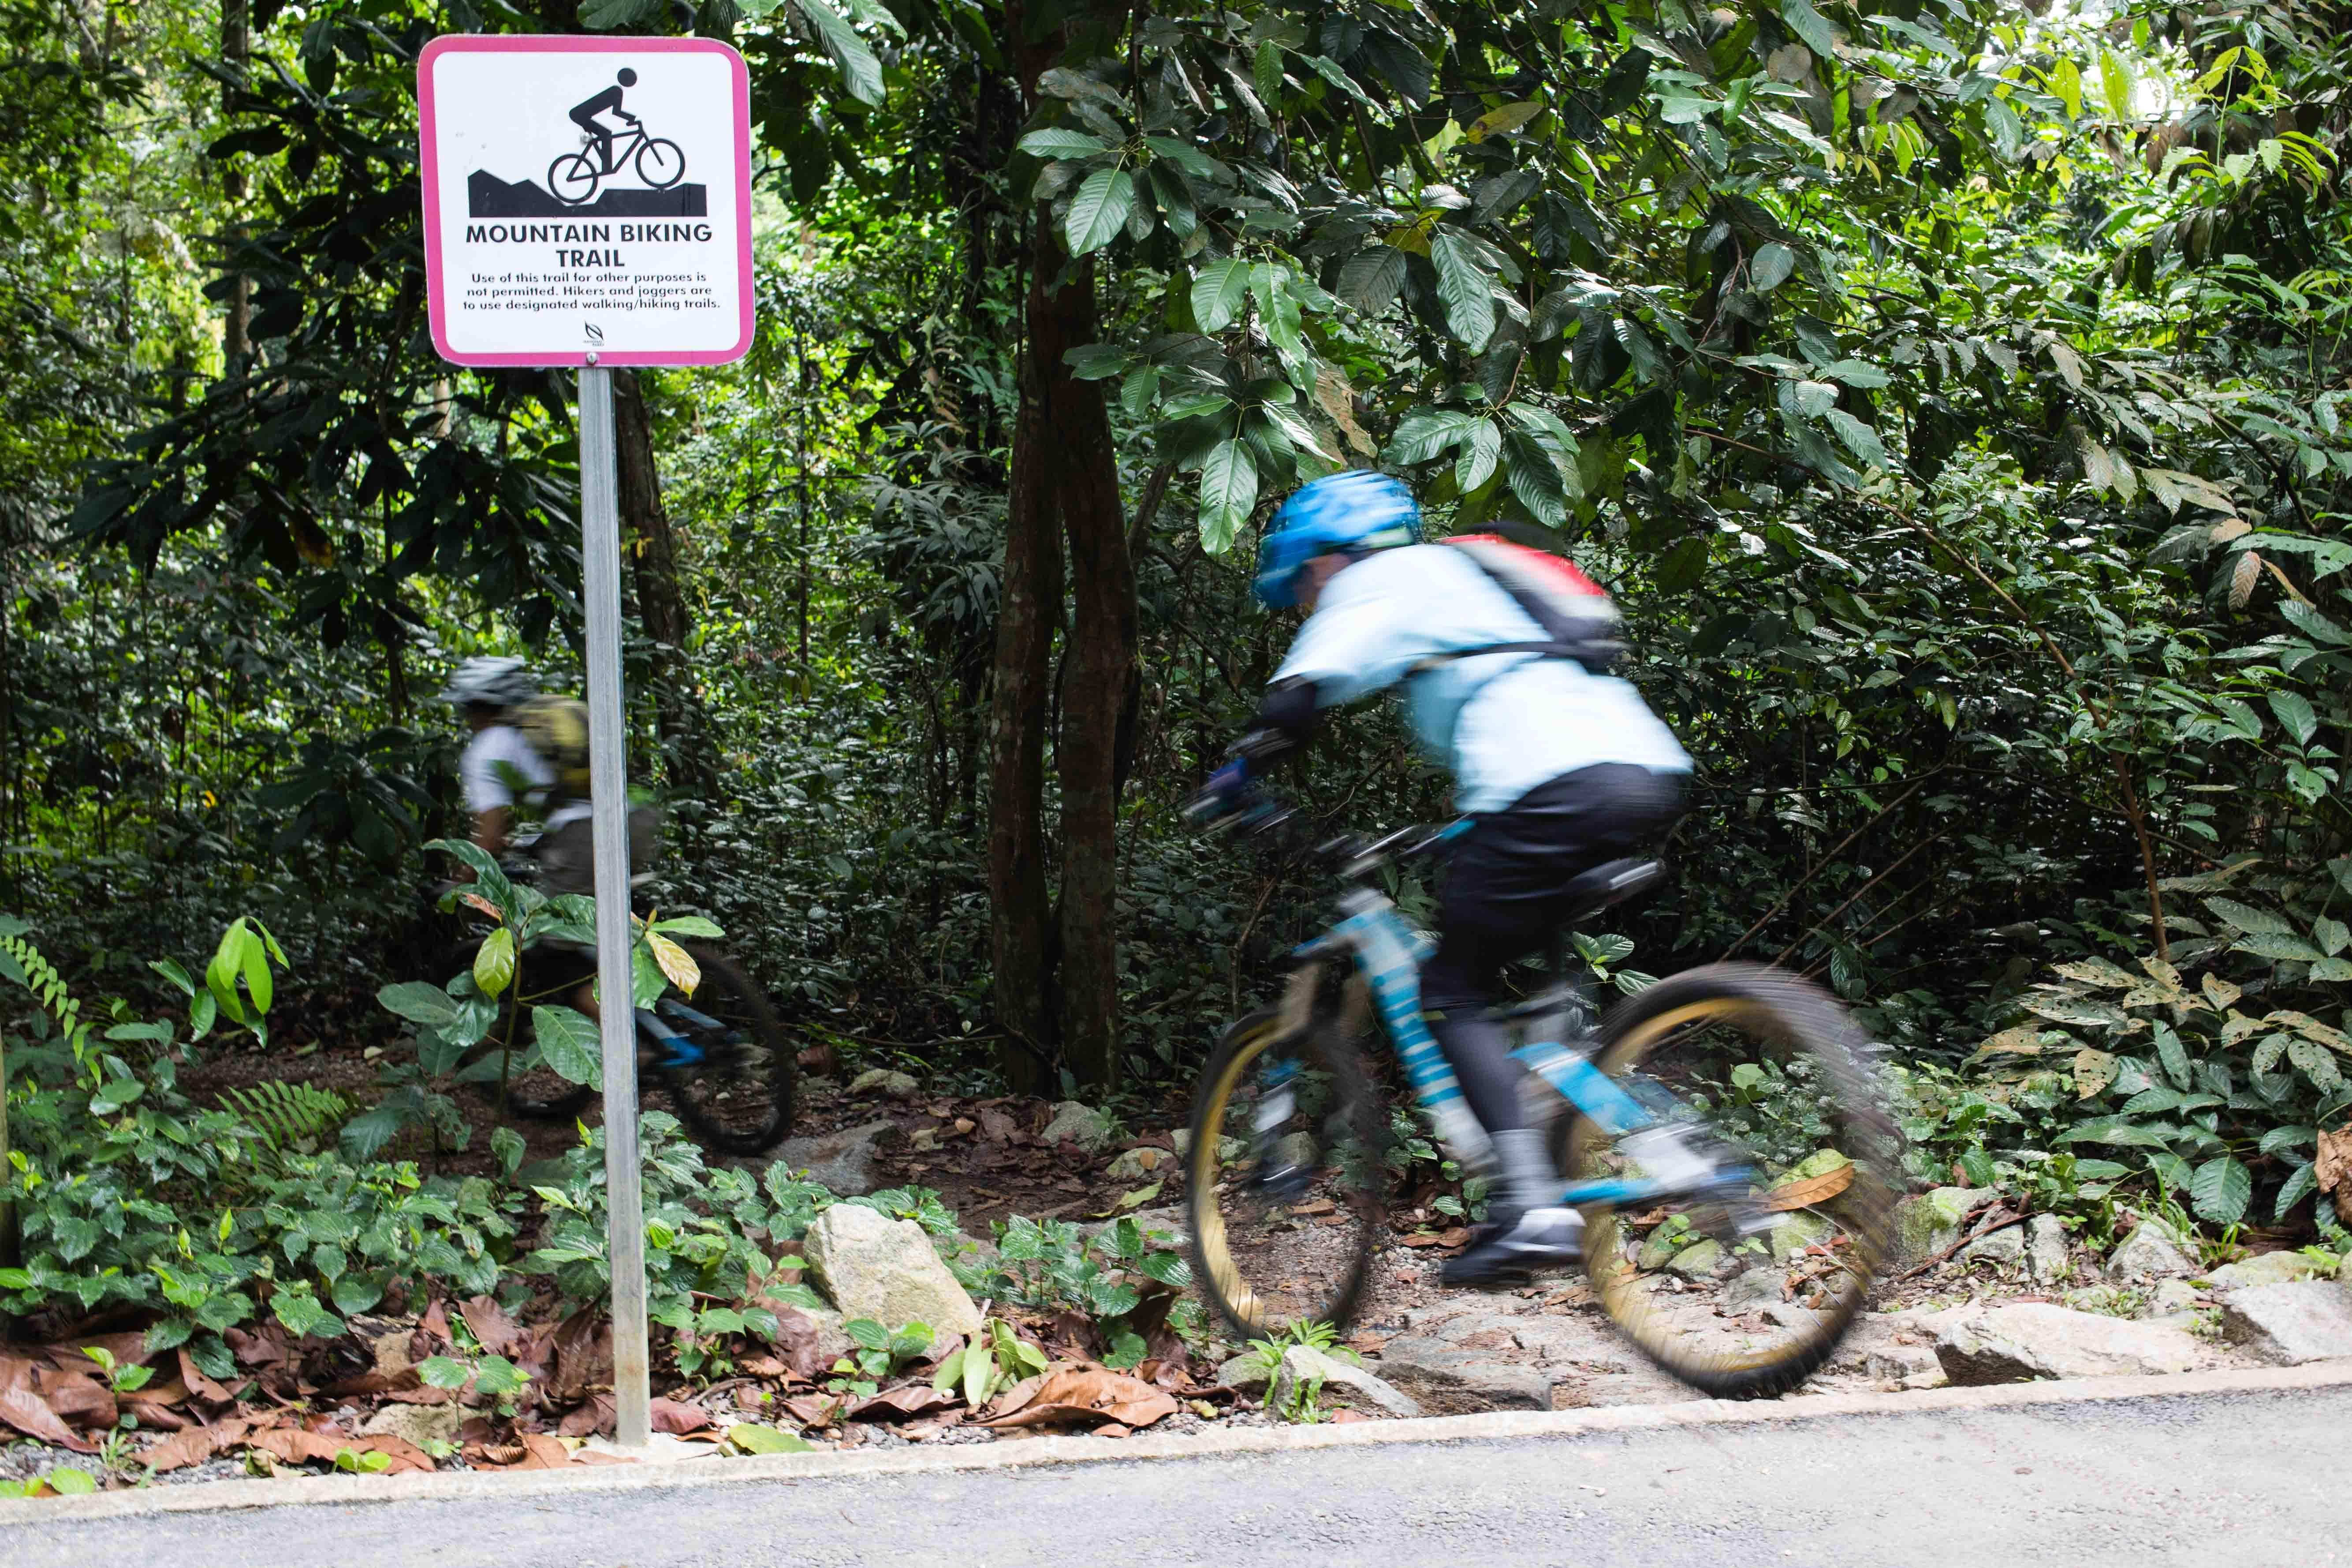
[1418,534,1627,675]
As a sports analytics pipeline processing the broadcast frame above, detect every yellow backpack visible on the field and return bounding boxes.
[511,695,593,805]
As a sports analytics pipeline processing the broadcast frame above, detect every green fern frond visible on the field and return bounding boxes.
[222,1081,352,1151]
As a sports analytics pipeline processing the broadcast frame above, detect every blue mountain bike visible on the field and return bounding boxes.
[1184,819,1901,1399]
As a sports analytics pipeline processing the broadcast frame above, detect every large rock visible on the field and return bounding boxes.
[773,1120,901,1197]
[2025,1214,2071,1285]
[1934,1303,2204,1384]
[1826,1312,1950,1385]
[2107,1219,2197,1282]
[2205,1252,2324,1290]
[1040,1101,1117,1152]
[1770,1211,1833,1264]
[1957,1225,2026,1268]
[846,1067,919,1099]
[1663,1239,1725,1280]
[1105,1146,1175,1182]
[1372,1336,1555,1412]
[1892,1187,1981,1265]
[360,1401,462,1449]
[1272,1344,1424,1419]
[1722,1266,1784,1314]
[2216,1281,2352,1365]
[1216,1352,1276,1393]
[802,1202,984,1339]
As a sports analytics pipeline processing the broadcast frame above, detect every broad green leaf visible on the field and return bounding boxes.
[2275,1162,2318,1219]
[1062,344,1127,381]
[2189,1154,2251,1225]
[1065,167,1135,257]
[2052,56,2083,120]
[1143,136,1218,178]
[377,982,461,1030]
[1795,380,1838,417]
[473,927,516,1001]
[2268,689,2319,746]
[1191,257,1251,333]
[728,1423,815,1455]
[2154,1023,2192,1091]
[2098,48,2134,124]
[2206,898,2294,935]
[1750,242,1795,292]
[1337,247,1409,315]
[2236,931,2325,963]
[1428,228,1496,353]
[1503,430,1567,526]
[1387,407,1479,465]
[533,1006,603,1089]
[793,0,884,104]
[1455,418,1502,492]
[649,914,724,939]
[1197,439,1258,554]
[1017,129,1110,160]
[1826,410,1890,471]
[1822,359,1891,389]
[1467,101,1543,141]
[1778,0,1840,59]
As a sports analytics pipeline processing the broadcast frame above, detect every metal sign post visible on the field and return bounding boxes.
[416,34,754,1451]
[575,361,650,1447]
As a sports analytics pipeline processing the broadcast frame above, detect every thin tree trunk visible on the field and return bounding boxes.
[1045,239,1134,1085]
[218,0,250,364]
[988,283,1065,1090]
[612,368,716,796]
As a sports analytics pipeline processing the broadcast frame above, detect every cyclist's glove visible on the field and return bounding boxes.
[1183,758,1254,824]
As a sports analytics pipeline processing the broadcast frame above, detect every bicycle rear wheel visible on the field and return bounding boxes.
[1561,963,1900,1399]
[634,138,686,189]
[1186,1007,1385,1341]
[659,946,796,1155]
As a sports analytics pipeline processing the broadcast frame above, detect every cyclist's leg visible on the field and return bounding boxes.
[536,817,601,1016]
[1426,766,1685,1280]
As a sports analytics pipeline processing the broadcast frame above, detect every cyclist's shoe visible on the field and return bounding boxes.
[1440,1206,1585,1287]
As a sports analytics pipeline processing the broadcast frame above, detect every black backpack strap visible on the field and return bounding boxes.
[1414,546,1627,676]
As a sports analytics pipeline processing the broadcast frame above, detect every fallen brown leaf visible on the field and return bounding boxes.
[247,1427,352,1467]
[1764,1162,1856,1211]
[515,1433,571,1471]
[558,1393,618,1438]
[142,1418,251,1473]
[1397,1232,1444,1248]
[2316,1127,2352,1223]
[176,1349,239,1407]
[977,1367,1178,1432]
[1436,1226,1471,1248]
[545,1310,613,1404]
[419,1299,452,1342]
[572,1448,637,1466]
[459,1296,526,1359]
[1290,1198,1336,1216]
[1329,1409,1372,1424]
[31,1369,115,1430]
[649,1397,713,1434]
[1093,1423,1131,1440]
[850,1385,954,1422]
[469,1442,527,1467]
[780,1393,845,1429]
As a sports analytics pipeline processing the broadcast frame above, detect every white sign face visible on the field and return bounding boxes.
[418,36,754,367]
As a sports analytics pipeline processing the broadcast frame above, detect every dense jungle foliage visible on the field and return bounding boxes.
[9,0,2352,1294]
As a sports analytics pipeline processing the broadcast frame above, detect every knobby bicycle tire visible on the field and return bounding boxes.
[1563,962,1901,1400]
[1185,1006,1386,1341]
[660,946,796,1155]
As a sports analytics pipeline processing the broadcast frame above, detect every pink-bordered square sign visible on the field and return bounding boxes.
[418,35,755,367]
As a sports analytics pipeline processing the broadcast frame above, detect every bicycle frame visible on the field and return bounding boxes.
[1282,881,1736,1211]
[581,125,649,174]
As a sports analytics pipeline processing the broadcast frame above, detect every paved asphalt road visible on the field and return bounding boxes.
[11,1383,2343,1568]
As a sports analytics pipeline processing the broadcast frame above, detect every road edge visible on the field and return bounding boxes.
[10,1359,2349,1527]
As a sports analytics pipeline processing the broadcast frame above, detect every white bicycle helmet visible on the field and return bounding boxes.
[438,655,537,709]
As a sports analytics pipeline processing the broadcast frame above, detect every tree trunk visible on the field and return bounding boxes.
[612,368,716,796]
[218,0,250,364]
[1047,238,1135,1085]
[988,268,1066,1089]
[987,0,1133,1088]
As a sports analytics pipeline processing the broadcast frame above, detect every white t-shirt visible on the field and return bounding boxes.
[460,724,590,830]
[1273,544,1691,814]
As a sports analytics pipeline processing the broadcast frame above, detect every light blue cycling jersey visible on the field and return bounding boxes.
[1271,543,1691,814]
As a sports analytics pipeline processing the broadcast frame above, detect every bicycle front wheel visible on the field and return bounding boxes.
[634,138,686,190]
[659,947,796,1155]
[1562,963,1901,1399]
[1186,1008,1385,1341]
[547,152,600,205]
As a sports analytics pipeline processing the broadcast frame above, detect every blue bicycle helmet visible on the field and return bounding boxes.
[1252,470,1422,609]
